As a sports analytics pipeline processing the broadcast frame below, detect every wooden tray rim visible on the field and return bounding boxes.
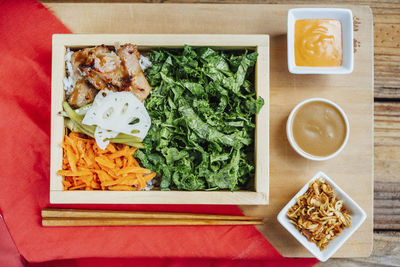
[50,33,270,205]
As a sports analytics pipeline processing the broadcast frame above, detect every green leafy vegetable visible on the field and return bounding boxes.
[136,45,264,191]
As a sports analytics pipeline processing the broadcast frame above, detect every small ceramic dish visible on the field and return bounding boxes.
[287,8,354,74]
[277,171,367,262]
[286,98,349,161]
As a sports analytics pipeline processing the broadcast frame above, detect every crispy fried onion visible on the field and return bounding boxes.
[286,178,351,250]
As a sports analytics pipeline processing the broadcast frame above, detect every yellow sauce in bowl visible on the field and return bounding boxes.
[292,101,347,157]
[295,19,343,67]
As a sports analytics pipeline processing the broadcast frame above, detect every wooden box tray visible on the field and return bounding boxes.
[50,34,270,205]
[45,3,373,258]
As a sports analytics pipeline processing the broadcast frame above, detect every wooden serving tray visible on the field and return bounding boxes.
[50,33,269,205]
[45,3,374,258]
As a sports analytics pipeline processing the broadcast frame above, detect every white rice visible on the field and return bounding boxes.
[143,179,154,191]
[139,55,152,72]
[63,49,75,96]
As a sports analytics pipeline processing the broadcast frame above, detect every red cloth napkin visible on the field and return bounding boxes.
[0,0,318,266]
[0,214,25,267]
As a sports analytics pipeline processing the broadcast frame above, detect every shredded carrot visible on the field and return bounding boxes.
[58,132,156,191]
[108,185,137,191]
[95,156,115,169]
[58,169,92,176]
[118,167,151,175]
[144,172,157,182]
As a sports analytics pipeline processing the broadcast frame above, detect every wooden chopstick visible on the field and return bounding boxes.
[42,208,264,221]
[42,218,264,227]
[41,208,264,226]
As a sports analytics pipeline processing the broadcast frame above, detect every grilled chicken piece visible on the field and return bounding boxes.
[67,44,152,107]
[70,45,108,79]
[68,79,97,108]
[71,45,126,90]
[117,44,152,102]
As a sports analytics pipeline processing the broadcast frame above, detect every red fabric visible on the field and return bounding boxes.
[0,0,318,266]
[0,215,25,267]
[27,258,319,267]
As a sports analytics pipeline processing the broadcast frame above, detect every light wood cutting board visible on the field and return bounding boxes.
[44,3,374,258]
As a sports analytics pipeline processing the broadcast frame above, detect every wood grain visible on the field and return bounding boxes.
[375,182,400,230]
[175,0,399,99]
[39,0,400,265]
[374,102,400,231]
[43,3,374,258]
[42,218,264,226]
[316,231,400,266]
[375,102,400,182]
[41,208,265,226]
[41,208,265,221]
[43,0,399,98]
[318,101,400,265]
[50,33,269,205]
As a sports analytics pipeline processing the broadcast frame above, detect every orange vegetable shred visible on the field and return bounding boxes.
[58,132,155,191]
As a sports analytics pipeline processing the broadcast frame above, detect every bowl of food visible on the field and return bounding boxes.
[287,8,354,74]
[286,98,349,161]
[50,34,270,204]
[277,171,366,262]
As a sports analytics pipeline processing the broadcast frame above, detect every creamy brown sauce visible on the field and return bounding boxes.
[292,101,346,157]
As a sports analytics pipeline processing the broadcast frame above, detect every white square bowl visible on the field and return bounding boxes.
[277,171,366,262]
[287,8,354,74]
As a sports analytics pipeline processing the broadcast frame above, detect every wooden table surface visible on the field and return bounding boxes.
[43,0,400,265]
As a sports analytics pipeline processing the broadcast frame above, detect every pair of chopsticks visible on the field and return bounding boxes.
[41,208,264,226]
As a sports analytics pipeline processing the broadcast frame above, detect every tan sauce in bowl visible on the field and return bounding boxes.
[292,101,346,157]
